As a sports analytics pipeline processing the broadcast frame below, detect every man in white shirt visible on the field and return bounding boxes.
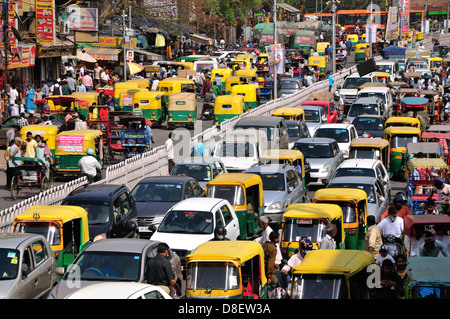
[320,223,337,249]
[78,148,102,183]
[377,205,404,238]
[9,85,18,106]
[165,133,175,173]
[254,216,282,267]
[151,74,160,91]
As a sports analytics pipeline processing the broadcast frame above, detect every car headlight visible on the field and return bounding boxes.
[267,201,283,210]
[320,164,331,173]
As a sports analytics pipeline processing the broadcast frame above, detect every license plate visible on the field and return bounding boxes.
[296,218,312,224]
[205,111,209,114]
[139,227,150,232]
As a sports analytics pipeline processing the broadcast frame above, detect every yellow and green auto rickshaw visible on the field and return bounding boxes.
[307,56,327,79]
[156,77,196,105]
[132,91,165,127]
[383,126,421,178]
[224,76,253,95]
[385,116,421,131]
[290,250,375,299]
[316,42,330,56]
[185,241,267,299]
[70,92,100,118]
[430,57,443,71]
[53,129,104,178]
[346,34,359,49]
[211,68,233,90]
[13,205,90,269]
[20,125,58,161]
[349,137,391,175]
[280,203,345,259]
[126,78,150,89]
[355,43,370,62]
[118,88,150,112]
[374,72,391,84]
[230,84,260,112]
[206,173,264,240]
[313,188,368,250]
[167,92,197,129]
[271,107,305,121]
[213,94,245,127]
[113,81,140,108]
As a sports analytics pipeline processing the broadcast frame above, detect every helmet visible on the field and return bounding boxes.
[271,287,288,299]
[87,148,94,155]
[393,192,407,204]
[299,237,313,253]
[213,226,227,240]
[333,91,340,99]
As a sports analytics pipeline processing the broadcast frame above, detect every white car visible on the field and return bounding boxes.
[331,158,391,201]
[338,72,379,113]
[314,123,358,158]
[357,86,394,116]
[65,282,172,299]
[150,198,240,270]
[211,51,241,62]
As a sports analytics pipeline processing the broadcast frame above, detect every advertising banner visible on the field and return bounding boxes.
[57,135,84,153]
[401,0,410,38]
[385,7,398,40]
[35,0,55,43]
[68,7,98,31]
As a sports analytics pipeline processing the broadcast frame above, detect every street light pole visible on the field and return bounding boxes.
[332,0,336,74]
[123,10,127,82]
[273,0,278,100]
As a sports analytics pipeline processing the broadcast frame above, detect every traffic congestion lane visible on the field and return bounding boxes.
[0,99,212,210]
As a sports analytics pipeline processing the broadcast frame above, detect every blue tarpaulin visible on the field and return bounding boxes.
[381,45,406,59]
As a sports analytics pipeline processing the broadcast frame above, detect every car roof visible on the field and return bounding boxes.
[84,238,161,253]
[0,233,46,249]
[66,282,166,299]
[298,104,324,110]
[137,175,195,184]
[66,184,128,200]
[235,116,284,126]
[246,164,294,174]
[353,97,382,103]
[294,137,335,144]
[317,123,353,129]
[177,157,222,165]
[337,158,381,169]
[170,197,225,211]
[358,87,389,93]
[329,176,378,185]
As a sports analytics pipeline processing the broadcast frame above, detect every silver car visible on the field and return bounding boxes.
[327,176,388,222]
[293,137,344,186]
[0,233,58,299]
[245,164,306,224]
[298,105,328,137]
[48,238,183,299]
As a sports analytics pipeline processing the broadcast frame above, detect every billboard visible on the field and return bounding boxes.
[68,7,98,31]
[35,0,55,43]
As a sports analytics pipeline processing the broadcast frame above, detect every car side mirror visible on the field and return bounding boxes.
[288,186,294,193]
[55,267,66,276]
[149,225,157,233]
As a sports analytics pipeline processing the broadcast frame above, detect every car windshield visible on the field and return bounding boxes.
[352,117,384,131]
[302,109,320,123]
[132,183,183,202]
[376,65,392,73]
[358,92,386,103]
[0,248,20,280]
[287,124,301,137]
[256,173,285,191]
[171,164,212,182]
[234,125,274,141]
[63,200,110,225]
[281,81,300,89]
[349,147,381,161]
[158,211,213,234]
[333,168,375,179]
[63,251,144,282]
[342,77,371,89]
[391,135,419,149]
[282,218,327,243]
[215,142,256,158]
[207,185,245,206]
[295,143,332,158]
[14,222,61,246]
[291,274,343,299]
[315,128,349,143]
[328,183,377,203]
[186,262,239,291]
[196,63,214,73]
[348,104,379,117]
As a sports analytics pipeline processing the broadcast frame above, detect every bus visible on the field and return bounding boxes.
[304,13,333,25]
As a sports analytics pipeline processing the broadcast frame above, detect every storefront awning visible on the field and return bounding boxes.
[83,47,122,61]
[133,49,164,61]
[37,39,76,58]
[187,33,214,45]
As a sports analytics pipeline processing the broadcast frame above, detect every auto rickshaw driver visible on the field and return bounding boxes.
[78,148,102,183]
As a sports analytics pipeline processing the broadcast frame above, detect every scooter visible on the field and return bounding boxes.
[201,102,214,120]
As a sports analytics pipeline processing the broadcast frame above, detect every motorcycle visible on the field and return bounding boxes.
[382,234,403,258]
[201,102,214,120]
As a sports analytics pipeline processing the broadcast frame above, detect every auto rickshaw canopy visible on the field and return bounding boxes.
[358,82,387,89]
[55,129,103,155]
[292,249,374,276]
[407,157,448,173]
[350,137,390,149]
[167,92,196,110]
[271,107,305,121]
[383,126,422,138]
[385,117,421,129]
[260,149,305,178]
[406,142,443,158]
[206,173,264,206]
[406,257,450,288]
[230,84,260,101]
[20,125,58,149]
[401,97,428,109]
[70,92,100,106]
[14,205,90,245]
[214,95,245,113]
[313,188,368,206]
[283,203,343,221]
[427,124,450,133]
[404,214,450,238]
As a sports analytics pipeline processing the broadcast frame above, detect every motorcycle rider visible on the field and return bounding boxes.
[380,192,411,221]
[201,87,215,119]
[279,237,313,289]
[210,226,230,241]
[331,91,344,119]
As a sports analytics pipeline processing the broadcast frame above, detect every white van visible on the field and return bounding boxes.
[193,60,219,78]
[357,86,394,115]
[214,128,268,172]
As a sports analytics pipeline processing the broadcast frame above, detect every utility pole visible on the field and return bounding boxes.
[332,0,336,74]
[3,0,10,90]
[369,0,373,59]
[273,0,277,100]
[123,9,127,81]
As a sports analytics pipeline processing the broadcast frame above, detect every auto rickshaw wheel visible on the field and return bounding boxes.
[11,177,19,200]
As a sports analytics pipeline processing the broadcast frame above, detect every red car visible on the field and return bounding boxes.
[300,100,338,124]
